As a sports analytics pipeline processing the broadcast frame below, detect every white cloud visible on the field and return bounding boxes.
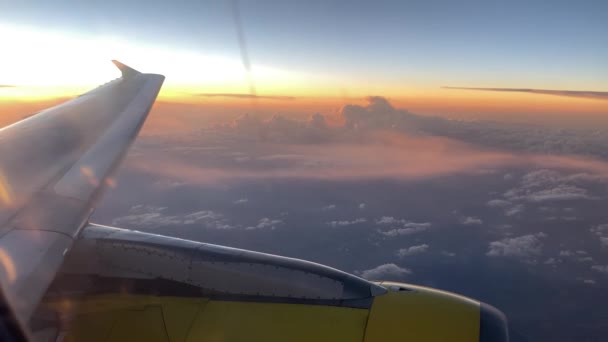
[359,263,411,280]
[504,204,524,217]
[112,205,232,230]
[504,170,598,204]
[591,265,608,274]
[544,258,557,265]
[322,204,336,211]
[461,216,483,225]
[486,233,546,258]
[559,250,574,257]
[376,216,399,224]
[591,224,608,236]
[246,217,283,230]
[590,224,608,248]
[233,198,249,204]
[376,217,432,236]
[327,218,366,227]
[396,244,429,257]
[583,279,596,285]
[578,256,594,263]
[487,199,511,207]
[526,184,594,202]
[359,203,366,209]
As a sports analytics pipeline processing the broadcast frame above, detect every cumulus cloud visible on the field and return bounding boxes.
[461,216,483,225]
[591,265,608,275]
[327,218,366,227]
[359,263,411,280]
[112,205,233,230]
[487,233,547,258]
[504,204,524,217]
[376,216,400,225]
[504,169,599,203]
[590,224,608,247]
[246,217,283,230]
[396,244,429,257]
[129,97,608,188]
[376,217,431,236]
[487,199,511,207]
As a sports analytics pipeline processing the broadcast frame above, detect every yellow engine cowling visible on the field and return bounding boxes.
[41,281,507,342]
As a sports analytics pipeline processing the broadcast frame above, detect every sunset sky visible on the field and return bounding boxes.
[0,0,607,125]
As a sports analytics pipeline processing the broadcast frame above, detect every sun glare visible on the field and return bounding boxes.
[0,24,308,100]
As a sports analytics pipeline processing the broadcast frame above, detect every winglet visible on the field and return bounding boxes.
[111,60,140,78]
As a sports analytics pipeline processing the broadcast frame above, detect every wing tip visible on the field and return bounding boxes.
[111,60,140,78]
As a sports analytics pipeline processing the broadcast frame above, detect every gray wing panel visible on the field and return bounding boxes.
[0,62,164,322]
[61,224,387,303]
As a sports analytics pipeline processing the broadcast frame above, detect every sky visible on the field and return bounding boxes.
[0,0,607,123]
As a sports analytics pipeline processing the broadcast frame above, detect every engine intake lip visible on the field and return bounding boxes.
[479,302,509,342]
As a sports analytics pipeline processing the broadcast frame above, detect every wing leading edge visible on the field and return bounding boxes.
[0,61,164,322]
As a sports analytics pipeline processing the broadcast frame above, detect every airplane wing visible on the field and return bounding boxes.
[0,62,508,341]
[0,60,164,323]
[443,86,608,100]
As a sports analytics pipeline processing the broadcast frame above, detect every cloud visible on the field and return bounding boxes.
[504,204,524,216]
[376,217,431,236]
[486,233,546,258]
[495,170,601,220]
[376,216,400,224]
[194,93,296,100]
[112,205,233,230]
[359,203,366,209]
[560,250,574,257]
[461,216,483,225]
[525,184,595,202]
[396,244,429,257]
[487,199,511,207]
[322,204,336,211]
[128,97,608,187]
[246,217,283,230]
[591,224,608,247]
[0,85,16,88]
[442,86,608,101]
[544,258,557,265]
[591,265,608,275]
[359,263,411,280]
[327,218,366,227]
[591,224,608,236]
[233,198,249,204]
[380,225,430,237]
